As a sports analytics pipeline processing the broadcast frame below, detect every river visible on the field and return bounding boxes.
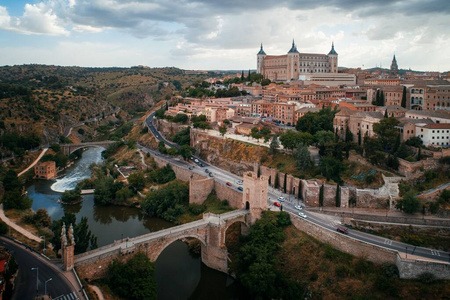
[28,147,241,299]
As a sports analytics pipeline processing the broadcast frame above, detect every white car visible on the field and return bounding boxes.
[236,180,243,185]
[278,196,285,202]
[298,212,307,218]
[194,159,199,163]
[295,205,302,210]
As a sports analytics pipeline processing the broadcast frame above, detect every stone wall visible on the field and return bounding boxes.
[398,158,438,177]
[289,212,398,264]
[154,119,189,137]
[151,155,194,182]
[189,177,215,204]
[214,181,243,209]
[396,255,450,279]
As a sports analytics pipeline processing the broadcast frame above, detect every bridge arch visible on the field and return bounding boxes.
[66,145,106,155]
[147,233,207,262]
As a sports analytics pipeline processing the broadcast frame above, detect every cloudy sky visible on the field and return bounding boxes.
[0,0,449,71]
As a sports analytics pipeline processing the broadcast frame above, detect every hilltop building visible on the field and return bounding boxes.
[390,55,399,76]
[257,41,338,82]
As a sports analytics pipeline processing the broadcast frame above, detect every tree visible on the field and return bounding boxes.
[75,217,97,254]
[319,184,324,207]
[223,119,230,125]
[335,183,341,207]
[398,192,420,214]
[417,146,422,161]
[401,86,407,108]
[294,143,313,171]
[2,190,32,210]
[283,173,287,193]
[2,170,22,192]
[128,172,146,191]
[345,125,353,143]
[155,108,165,119]
[373,117,400,153]
[94,176,116,205]
[279,130,313,150]
[219,126,227,136]
[358,130,362,146]
[172,113,188,123]
[319,156,343,182]
[108,253,157,300]
[314,130,334,146]
[61,190,82,204]
[269,135,279,155]
[158,141,167,154]
[177,145,195,161]
[241,70,244,81]
[115,187,133,202]
[296,106,335,135]
[274,172,280,189]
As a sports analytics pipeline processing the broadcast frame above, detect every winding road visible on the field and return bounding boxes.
[144,111,450,264]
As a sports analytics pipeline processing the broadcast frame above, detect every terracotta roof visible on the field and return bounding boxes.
[423,123,450,129]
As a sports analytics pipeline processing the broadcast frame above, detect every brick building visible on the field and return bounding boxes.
[34,161,56,179]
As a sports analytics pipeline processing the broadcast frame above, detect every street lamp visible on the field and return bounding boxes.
[31,267,39,294]
[45,278,52,296]
[40,235,46,254]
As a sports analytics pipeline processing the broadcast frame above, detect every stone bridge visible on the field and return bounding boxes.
[74,209,250,280]
[60,141,116,155]
[73,171,268,281]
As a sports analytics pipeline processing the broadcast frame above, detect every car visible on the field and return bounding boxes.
[226,182,232,186]
[205,169,209,173]
[188,166,194,170]
[209,172,214,177]
[200,163,204,167]
[298,212,307,218]
[236,180,243,185]
[295,205,302,210]
[336,227,349,234]
[194,159,199,163]
[238,187,243,191]
[273,202,281,207]
[278,196,285,202]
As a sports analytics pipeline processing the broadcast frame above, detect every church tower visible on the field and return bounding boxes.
[327,42,338,73]
[390,54,399,76]
[257,43,266,74]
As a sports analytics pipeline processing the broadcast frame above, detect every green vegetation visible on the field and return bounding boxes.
[61,190,82,204]
[396,192,420,214]
[107,253,157,300]
[102,141,125,159]
[148,164,176,184]
[51,213,98,255]
[233,212,302,299]
[191,115,211,129]
[93,175,126,205]
[1,170,32,210]
[296,106,336,135]
[142,180,189,223]
[22,208,51,228]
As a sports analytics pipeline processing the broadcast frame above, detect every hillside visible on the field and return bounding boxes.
[0,64,208,150]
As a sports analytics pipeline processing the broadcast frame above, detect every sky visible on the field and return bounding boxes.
[0,0,449,71]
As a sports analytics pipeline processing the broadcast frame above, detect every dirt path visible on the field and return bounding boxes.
[18,147,49,176]
[0,204,42,243]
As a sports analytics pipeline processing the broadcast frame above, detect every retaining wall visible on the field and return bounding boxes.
[396,255,450,279]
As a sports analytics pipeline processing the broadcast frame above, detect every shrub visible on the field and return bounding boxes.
[0,221,8,234]
[418,272,436,284]
[188,204,206,215]
[382,263,399,278]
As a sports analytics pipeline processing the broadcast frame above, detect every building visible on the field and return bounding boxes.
[34,161,56,179]
[257,41,338,82]
[405,110,450,124]
[415,123,450,147]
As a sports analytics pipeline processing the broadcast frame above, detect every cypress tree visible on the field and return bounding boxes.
[241,70,244,81]
[248,69,251,80]
[268,176,272,187]
[380,90,385,106]
[275,172,279,189]
[335,183,341,207]
[401,86,407,108]
[345,125,353,143]
[283,173,287,193]
[319,183,324,207]
[298,181,302,199]
[358,130,362,146]
[257,165,261,177]
[384,109,388,118]
[417,146,422,161]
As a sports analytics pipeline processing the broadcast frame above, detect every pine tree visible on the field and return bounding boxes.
[319,183,324,207]
[401,86,407,108]
[335,183,341,207]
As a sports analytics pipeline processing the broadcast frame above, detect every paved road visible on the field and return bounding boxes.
[0,237,79,300]
[145,112,450,264]
[17,148,49,177]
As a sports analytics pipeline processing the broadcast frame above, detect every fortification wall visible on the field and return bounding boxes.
[289,212,398,264]
[396,255,450,279]
[151,155,194,182]
[154,119,188,137]
[214,181,243,209]
[189,177,215,204]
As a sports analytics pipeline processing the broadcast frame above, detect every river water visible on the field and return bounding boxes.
[28,147,241,299]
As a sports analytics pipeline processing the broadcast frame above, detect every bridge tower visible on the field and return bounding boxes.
[243,171,268,224]
[61,223,75,271]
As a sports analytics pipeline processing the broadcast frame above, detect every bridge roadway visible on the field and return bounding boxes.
[145,111,450,264]
[75,209,248,264]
